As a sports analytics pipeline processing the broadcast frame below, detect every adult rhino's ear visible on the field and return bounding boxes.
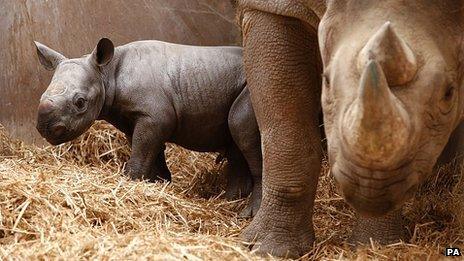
[34,41,66,71]
[90,38,114,66]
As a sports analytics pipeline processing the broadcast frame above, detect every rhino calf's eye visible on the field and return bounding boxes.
[75,97,86,110]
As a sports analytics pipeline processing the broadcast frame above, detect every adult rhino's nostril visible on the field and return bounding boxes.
[51,124,66,137]
[38,99,55,116]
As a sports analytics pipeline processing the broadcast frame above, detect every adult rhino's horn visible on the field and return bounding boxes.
[342,59,411,165]
[358,21,417,86]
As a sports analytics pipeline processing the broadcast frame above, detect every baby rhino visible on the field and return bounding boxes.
[34,38,261,217]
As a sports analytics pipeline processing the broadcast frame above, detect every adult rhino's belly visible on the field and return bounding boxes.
[169,117,231,153]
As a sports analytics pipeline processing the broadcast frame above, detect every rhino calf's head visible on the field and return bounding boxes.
[319,1,463,216]
[34,38,114,145]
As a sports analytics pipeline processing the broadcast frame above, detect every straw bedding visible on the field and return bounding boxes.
[0,122,462,260]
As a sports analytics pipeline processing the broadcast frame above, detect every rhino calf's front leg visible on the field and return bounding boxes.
[125,117,171,182]
[150,145,171,182]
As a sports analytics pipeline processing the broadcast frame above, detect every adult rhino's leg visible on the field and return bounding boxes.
[229,87,262,217]
[240,10,322,258]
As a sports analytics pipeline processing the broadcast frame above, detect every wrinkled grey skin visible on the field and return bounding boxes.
[34,38,262,217]
[320,0,464,243]
[234,0,463,258]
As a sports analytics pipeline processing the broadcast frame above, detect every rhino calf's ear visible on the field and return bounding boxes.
[91,38,114,66]
[34,41,66,71]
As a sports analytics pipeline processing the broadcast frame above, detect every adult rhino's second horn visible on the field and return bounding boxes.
[358,21,417,86]
[342,59,411,167]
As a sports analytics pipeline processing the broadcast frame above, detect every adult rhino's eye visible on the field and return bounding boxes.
[439,84,456,114]
[443,85,455,101]
[322,73,330,88]
[74,97,87,110]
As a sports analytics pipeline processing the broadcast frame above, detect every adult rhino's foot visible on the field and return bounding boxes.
[240,201,315,258]
[349,209,407,245]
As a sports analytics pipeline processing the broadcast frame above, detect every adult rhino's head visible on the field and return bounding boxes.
[34,38,114,145]
[318,1,463,216]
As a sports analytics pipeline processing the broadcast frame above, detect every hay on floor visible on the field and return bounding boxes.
[0,122,462,260]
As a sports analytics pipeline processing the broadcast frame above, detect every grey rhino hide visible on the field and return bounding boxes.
[34,38,262,217]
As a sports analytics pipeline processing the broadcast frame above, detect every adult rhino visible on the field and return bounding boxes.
[234,0,464,257]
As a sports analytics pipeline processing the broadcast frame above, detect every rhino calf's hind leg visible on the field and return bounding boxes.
[350,209,407,245]
[229,87,262,217]
[224,144,253,200]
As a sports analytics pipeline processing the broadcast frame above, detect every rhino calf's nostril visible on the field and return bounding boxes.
[51,124,66,137]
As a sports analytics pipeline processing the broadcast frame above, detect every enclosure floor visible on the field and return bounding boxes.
[0,123,462,260]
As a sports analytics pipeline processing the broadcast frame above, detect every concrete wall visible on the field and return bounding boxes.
[0,0,239,144]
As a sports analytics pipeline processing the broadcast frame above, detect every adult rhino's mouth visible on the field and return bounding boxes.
[331,156,419,217]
